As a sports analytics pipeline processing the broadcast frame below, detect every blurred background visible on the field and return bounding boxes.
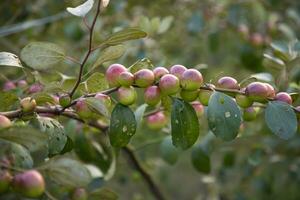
[1,0,300,199]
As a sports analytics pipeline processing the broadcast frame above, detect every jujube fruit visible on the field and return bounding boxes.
[275,92,292,105]
[159,74,180,95]
[20,97,37,113]
[59,94,71,107]
[95,93,112,108]
[169,64,187,79]
[117,86,137,105]
[134,69,155,88]
[105,64,127,87]
[217,76,239,90]
[75,99,92,119]
[0,170,12,193]
[0,115,12,129]
[180,89,199,102]
[180,69,203,91]
[245,82,269,103]
[191,101,204,117]
[264,83,276,98]
[146,111,168,130]
[118,71,134,87]
[144,86,161,106]
[153,67,169,80]
[243,107,257,121]
[3,81,16,91]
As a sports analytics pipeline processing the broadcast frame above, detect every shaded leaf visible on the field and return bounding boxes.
[66,0,94,17]
[20,42,65,70]
[160,136,179,165]
[89,188,118,200]
[207,92,241,141]
[85,72,109,93]
[103,28,147,46]
[92,45,125,69]
[134,104,147,127]
[0,92,18,112]
[265,101,297,139]
[85,97,109,117]
[171,98,199,150]
[109,104,137,147]
[33,92,56,105]
[191,145,211,174]
[0,52,22,68]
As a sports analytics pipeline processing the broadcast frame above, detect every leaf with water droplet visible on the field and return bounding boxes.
[109,104,137,147]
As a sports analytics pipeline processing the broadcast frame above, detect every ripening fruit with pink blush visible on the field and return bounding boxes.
[245,82,269,103]
[17,80,28,88]
[275,92,292,105]
[159,74,180,95]
[134,69,155,88]
[117,86,137,105]
[0,115,12,129]
[0,170,12,193]
[75,99,92,119]
[169,64,187,79]
[71,188,88,200]
[28,84,43,94]
[243,106,257,121]
[118,71,134,87]
[144,86,161,106]
[105,64,127,87]
[12,170,45,198]
[153,67,169,80]
[191,101,204,117]
[264,83,276,98]
[95,93,112,108]
[146,111,168,130]
[217,76,240,90]
[180,69,203,91]
[3,81,16,91]
[250,33,264,46]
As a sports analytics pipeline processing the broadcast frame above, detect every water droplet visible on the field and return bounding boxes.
[225,112,231,118]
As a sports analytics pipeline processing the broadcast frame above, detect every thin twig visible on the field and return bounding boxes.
[69,0,102,98]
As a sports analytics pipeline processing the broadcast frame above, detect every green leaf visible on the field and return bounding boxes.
[160,136,179,165]
[109,104,137,147]
[0,139,33,168]
[89,188,118,200]
[36,117,67,155]
[20,42,65,70]
[134,104,147,127]
[263,54,285,70]
[85,97,109,117]
[191,145,211,174]
[92,45,125,69]
[43,157,92,188]
[265,101,297,139]
[33,92,56,105]
[207,92,242,141]
[0,126,48,152]
[60,136,74,155]
[0,92,18,111]
[85,72,109,93]
[66,0,94,17]
[128,58,154,73]
[0,52,22,68]
[157,16,174,34]
[171,98,199,150]
[103,28,147,46]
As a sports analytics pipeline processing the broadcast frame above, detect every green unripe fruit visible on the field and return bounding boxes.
[191,101,204,117]
[20,97,37,113]
[144,86,161,106]
[217,76,240,90]
[146,111,168,130]
[180,89,199,102]
[12,170,45,198]
[235,93,253,108]
[0,170,12,193]
[170,64,187,79]
[159,74,180,95]
[245,82,269,103]
[134,69,155,88]
[0,115,12,129]
[117,86,137,105]
[275,92,292,105]
[243,107,257,121]
[118,71,134,87]
[71,188,88,200]
[75,99,92,119]
[198,85,215,106]
[105,64,127,87]
[59,95,71,107]
[153,67,169,80]
[180,69,203,91]
[95,93,112,108]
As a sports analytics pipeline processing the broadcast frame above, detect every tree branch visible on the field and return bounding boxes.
[69,0,102,98]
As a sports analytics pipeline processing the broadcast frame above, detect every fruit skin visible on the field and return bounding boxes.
[180,89,199,102]
[159,74,180,95]
[134,69,155,88]
[191,101,204,117]
[75,99,92,119]
[0,115,12,129]
[105,64,127,87]
[0,170,12,193]
[235,93,253,108]
[243,107,257,121]
[250,33,264,47]
[146,111,168,130]
[20,97,37,113]
[275,92,292,105]
[144,86,161,106]
[117,86,137,106]
[3,81,16,91]
[217,76,239,90]
[94,93,112,108]
[264,83,276,98]
[245,82,269,103]
[180,69,203,91]
[198,84,215,106]
[17,80,28,88]
[59,95,71,107]
[12,170,45,198]
[71,188,88,200]
[28,84,43,94]
[118,71,134,87]
[153,67,169,80]
[169,64,187,79]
